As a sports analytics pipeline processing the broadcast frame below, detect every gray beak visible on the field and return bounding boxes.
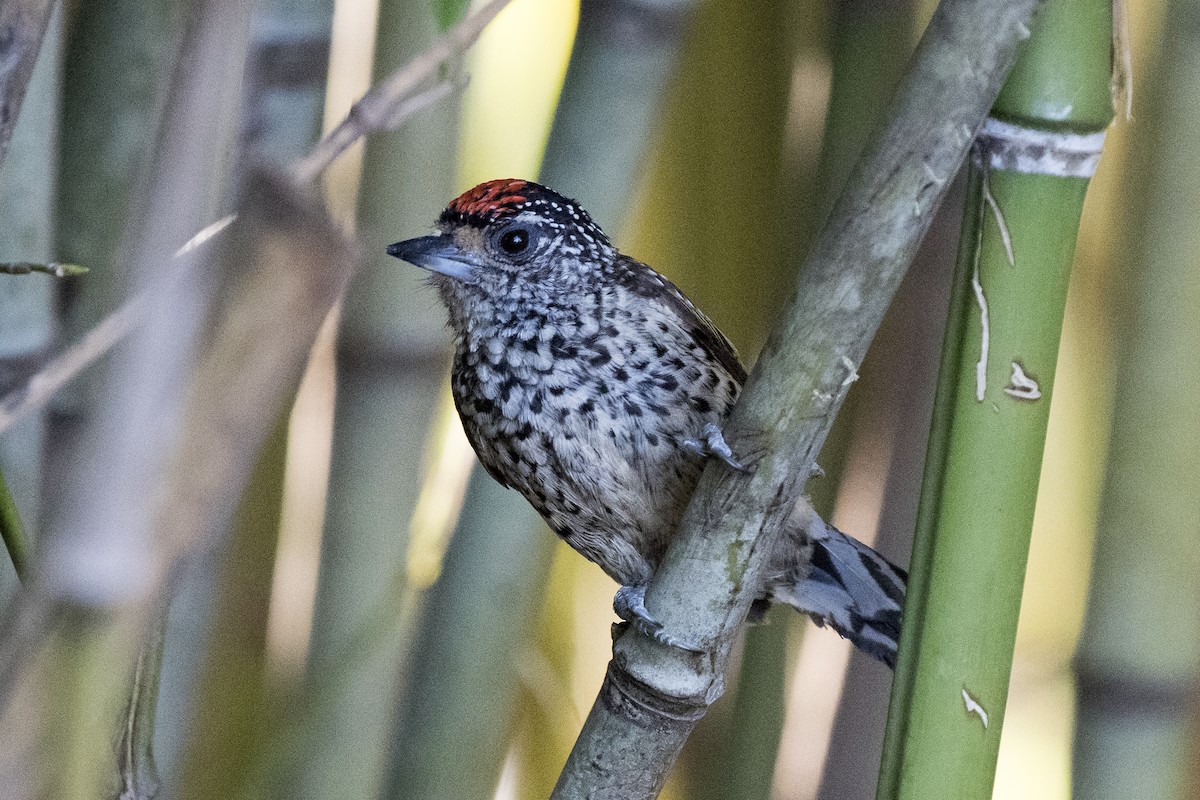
[386,234,477,283]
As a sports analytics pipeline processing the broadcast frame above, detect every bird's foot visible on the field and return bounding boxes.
[613,585,704,653]
[682,422,750,473]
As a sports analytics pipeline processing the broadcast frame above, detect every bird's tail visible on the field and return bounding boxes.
[773,520,907,668]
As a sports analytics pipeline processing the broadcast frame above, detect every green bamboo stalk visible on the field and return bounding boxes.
[0,1,61,586]
[296,2,460,796]
[54,0,178,376]
[552,0,1042,795]
[382,470,557,798]
[875,2,1113,798]
[539,0,698,229]
[1072,0,1200,795]
[514,550,590,799]
[171,422,294,797]
[380,1,700,795]
[172,419,286,798]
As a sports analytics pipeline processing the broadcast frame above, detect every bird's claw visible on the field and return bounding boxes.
[682,422,750,473]
[613,585,704,653]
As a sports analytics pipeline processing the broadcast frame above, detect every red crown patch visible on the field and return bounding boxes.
[446,178,532,221]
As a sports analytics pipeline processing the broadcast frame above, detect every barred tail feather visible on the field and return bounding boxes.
[775,523,907,668]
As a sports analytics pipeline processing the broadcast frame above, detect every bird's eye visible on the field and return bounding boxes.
[498,227,530,255]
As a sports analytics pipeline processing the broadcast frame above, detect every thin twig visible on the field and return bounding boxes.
[0,289,150,435]
[289,0,509,183]
[0,0,506,438]
[0,262,88,277]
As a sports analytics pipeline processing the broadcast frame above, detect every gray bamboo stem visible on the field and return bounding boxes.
[1073,0,1200,794]
[0,0,56,168]
[552,1,1043,796]
[0,0,59,585]
[170,3,334,795]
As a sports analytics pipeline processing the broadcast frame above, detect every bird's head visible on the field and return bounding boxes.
[387,179,616,315]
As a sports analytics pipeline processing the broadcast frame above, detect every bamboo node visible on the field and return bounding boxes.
[975,117,1107,177]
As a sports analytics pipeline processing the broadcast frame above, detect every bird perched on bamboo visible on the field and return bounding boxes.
[388,179,906,666]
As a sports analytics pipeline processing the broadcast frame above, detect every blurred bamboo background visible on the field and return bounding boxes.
[0,0,1192,798]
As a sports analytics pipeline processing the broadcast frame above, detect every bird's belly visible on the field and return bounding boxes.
[455,369,707,585]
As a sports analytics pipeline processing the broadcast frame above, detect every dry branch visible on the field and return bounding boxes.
[288,0,509,183]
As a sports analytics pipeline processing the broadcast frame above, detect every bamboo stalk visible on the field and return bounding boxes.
[552,1,1043,796]
[295,1,462,795]
[538,0,697,229]
[53,0,177,384]
[1072,0,1200,794]
[382,470,557,798]
[12,3,257,795]
[876,1,1114,798]
[0,1,60,584]
[173,4,333,795]
[0,0,56,167]
[51,0,184,785]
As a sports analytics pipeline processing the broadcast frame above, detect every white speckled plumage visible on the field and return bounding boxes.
[392,179,907,666]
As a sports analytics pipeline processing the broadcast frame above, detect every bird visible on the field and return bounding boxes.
[388,178,906,667]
